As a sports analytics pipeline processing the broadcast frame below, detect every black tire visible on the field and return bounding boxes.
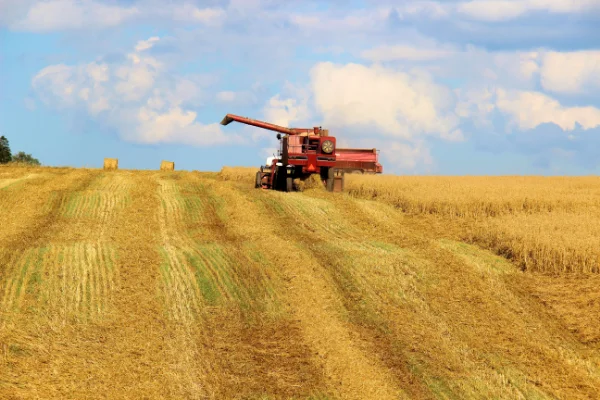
[255,171,262,188]
[326,168,335,192]
[273,168,279,191]
[274,166,286,191]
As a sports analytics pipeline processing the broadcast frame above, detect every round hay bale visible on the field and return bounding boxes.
[103,158,118,170]
[160,160,175,171]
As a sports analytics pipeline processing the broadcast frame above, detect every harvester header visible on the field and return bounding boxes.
[220,113,381,192]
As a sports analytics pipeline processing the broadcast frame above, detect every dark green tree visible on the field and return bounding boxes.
[0,135,11,164]
[12,151,41,166]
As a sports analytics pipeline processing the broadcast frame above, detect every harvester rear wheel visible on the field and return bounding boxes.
[326,167,335,192]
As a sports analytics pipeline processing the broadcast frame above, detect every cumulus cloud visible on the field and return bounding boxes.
[262,82,312,128]
[289,8,392,32]
[4,0,599,38]
[455,87,497,127]
[496,89,600,131]
[12,0,600,173]
[363,44,600,98]
[457,1,529,21]
[358,43,545,92]
[457,0,600,21]
[257,61,468,170]
[309,62,462,141]
[539,51,600,94]
[361,44,456,62]
[6,0,225,32]
[381,140,434,170]
[10,0,140,31]
[32,37,237,146]
[259,48,600,170]
[170,4,225,25]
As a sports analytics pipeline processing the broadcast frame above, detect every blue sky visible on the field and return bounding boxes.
[1,0,600,175]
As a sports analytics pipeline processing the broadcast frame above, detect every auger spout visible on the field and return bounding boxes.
[220,114,320,136]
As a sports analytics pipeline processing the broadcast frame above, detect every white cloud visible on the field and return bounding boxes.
[539,51,600,94]
[135,36,160,52]
[258,61,467,170]
[114,55,162,102]
[131,106,229,146]
[309,62,461,141]
[170,5,225,25]
[32,36,237,146]
[496,89,600,131]
[4,0,599,34]
[491,51,541,84]
[262,82,311,128]
[10,0,140,31]
[358,42,545,92]
[395,1,451,19]
[6,0,225,31]
[455,86,497,126]
[362,44,600,99]
[289,8,392,32]
[457,0,600,21]
[380,140,434,170]
[0,0,34,26]
[457,1,528,21]
[361,44,456,62]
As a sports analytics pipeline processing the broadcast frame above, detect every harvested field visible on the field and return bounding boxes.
[1,165,600,399]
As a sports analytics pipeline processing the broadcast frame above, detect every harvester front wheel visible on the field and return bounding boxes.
[255,171,262,188]
[274,166,286,191]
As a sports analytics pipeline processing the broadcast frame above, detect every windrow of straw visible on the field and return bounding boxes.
[345,174,600,274]
[294,174,325,192]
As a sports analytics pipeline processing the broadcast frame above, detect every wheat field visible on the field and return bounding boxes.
[343,174,600,274]
[1,165,599,399]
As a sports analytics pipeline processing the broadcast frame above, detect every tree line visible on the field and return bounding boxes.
[0,135,41,166]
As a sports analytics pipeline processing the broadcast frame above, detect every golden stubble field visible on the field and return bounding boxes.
[1,164,600,399]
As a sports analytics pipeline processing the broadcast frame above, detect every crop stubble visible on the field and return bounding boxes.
[210,180,409,400]
[2,166,600,399]
[216,168,600,399]
[156,173,331,399]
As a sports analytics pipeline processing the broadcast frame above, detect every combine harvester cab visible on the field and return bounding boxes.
[220,113,383,192]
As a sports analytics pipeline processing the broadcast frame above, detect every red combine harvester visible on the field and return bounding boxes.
[220,114,383,192]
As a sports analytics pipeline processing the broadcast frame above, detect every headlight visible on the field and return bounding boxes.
[321,140,334,154]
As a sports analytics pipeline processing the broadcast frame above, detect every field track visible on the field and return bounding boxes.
[1,167,600,399]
